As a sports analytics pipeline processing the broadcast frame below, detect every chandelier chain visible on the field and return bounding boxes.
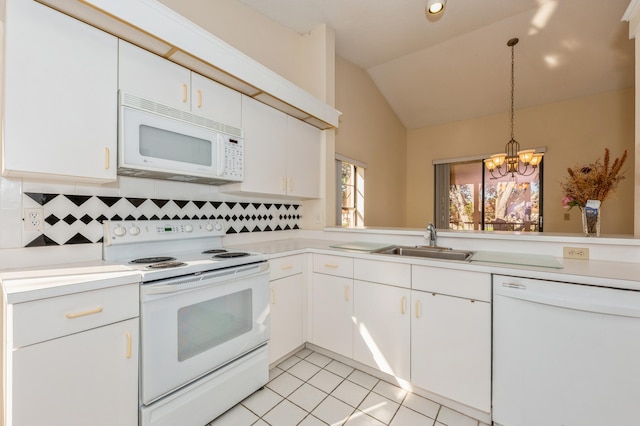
[510,41,515,141]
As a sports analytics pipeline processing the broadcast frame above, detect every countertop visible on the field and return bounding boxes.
[0,261,141,303]
[228,238,640,291]
[3,236,640,305]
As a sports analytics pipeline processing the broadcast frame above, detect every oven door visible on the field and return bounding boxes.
[140,261,269,405]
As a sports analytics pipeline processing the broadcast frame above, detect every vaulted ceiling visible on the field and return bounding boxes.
[235,0,634,129]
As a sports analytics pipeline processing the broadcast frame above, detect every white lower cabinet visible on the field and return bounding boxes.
[411,266,491,413]
[269,255,305,364]
[311,272,354,359]
[7,282,140,426]
[353,280,411,380]
[12,318,139,426]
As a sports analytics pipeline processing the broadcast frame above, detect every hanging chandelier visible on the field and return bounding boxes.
[484,38,543,179]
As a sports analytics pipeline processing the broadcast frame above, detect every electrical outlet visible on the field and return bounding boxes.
[24,208,44,231]
[563,246,589,260]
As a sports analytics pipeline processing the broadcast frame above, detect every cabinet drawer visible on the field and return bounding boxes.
[412,266,490,302]
[313,254,353,278]
[354,259,411,288]
[270,255,304,281]
[12,283,139,348]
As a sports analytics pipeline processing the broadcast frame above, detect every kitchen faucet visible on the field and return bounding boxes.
[425,222,437,247]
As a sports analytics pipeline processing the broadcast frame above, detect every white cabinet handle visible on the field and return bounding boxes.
[65,306,103,319]
[182,83,188,103]
[282,177,287,192]
[289,178,294,192]
[401,296,406,314]
[125,332,132,359]
[344,284,350,302]
[104,147,110,170]
[197,89,203,108]
[324,263,339,269]
[415,300,421,318]
[280,264,294,270]
[271,288,276,304]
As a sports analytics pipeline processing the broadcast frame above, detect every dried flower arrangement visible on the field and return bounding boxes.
[560,148,628,210]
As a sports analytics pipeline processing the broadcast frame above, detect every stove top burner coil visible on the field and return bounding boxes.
[147,261,187,269]
[202,249,228,254]
[214,252,250,259]
[131,256,176,264]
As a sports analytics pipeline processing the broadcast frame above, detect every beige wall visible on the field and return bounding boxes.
[335,57,407,227]
[157,0,301,89]
[407,88,635,234]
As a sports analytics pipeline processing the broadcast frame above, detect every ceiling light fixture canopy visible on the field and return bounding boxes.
[426,0,447,15]
[485,37,543,179]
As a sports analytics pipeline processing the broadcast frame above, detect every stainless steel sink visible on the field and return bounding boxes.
[373,245,474,261]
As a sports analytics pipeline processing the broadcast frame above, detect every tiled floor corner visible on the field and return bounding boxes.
[207,349,490,426]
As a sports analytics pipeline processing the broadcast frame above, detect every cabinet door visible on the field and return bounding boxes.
[411,291,491,412]
[269,273,304,364]
[191,73,242,128]
[119,40,191,110]
[3,0,118,182]
[12,318,139,426]
[311,273,353,358]
[286,117,322,198]
[353,281,410,380]
[239,96,287,195]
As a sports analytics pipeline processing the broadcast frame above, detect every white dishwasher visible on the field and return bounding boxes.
[493,274,640,426]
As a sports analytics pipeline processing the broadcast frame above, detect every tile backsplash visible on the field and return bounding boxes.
[0,176,301,249]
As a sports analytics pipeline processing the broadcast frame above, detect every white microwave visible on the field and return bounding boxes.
[118,91,244,184]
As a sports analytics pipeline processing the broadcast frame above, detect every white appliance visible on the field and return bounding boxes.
[493,275,640,426]
[103,219,269,426]
[118,91,244,184]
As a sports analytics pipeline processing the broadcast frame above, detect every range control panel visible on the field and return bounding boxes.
[104,219,225,246]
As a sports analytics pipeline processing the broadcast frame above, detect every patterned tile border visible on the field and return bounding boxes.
[23,192,301,247]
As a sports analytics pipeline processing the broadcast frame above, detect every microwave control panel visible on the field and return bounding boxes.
[223,136,244,180]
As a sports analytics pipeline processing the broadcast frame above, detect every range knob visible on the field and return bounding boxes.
[214,222,223,231]
[205,223,215,232]
[129,226,141,236]
[113,226,126,237]
[184,224,194,233]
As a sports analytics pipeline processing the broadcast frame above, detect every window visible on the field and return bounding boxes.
[336,156,365,227]
[436,158,543,231]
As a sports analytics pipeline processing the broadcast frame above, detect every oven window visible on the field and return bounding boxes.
[177,289,253,362]
[139,124,212,166]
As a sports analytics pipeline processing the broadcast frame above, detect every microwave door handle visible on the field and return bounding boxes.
[217,133,225,177]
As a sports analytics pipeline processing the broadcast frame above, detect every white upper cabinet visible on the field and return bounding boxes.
[2,0,118,182]
[285,117,322,198]
[118,41,241,128]
[222,95,322,199]
[235,95,288,195]
[191,73,242,129]
[118,40,192,111]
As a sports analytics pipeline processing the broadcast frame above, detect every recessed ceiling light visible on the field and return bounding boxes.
[426,0,446,15]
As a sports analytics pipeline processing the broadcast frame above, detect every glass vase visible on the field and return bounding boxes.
[581,207,601,237]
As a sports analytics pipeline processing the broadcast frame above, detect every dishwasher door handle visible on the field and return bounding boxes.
[496,284,640,319]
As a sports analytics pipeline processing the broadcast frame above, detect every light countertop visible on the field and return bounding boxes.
[228,238,640,291]
[0,261,140,303]
[3,235,640,305]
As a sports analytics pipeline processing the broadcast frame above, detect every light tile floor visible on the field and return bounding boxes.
[207,348,490,426]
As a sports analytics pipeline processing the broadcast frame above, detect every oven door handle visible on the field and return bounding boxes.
[143,262,269,296]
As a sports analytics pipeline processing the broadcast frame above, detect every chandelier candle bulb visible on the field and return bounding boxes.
[518,149,536,163]
[491,153,507,167]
